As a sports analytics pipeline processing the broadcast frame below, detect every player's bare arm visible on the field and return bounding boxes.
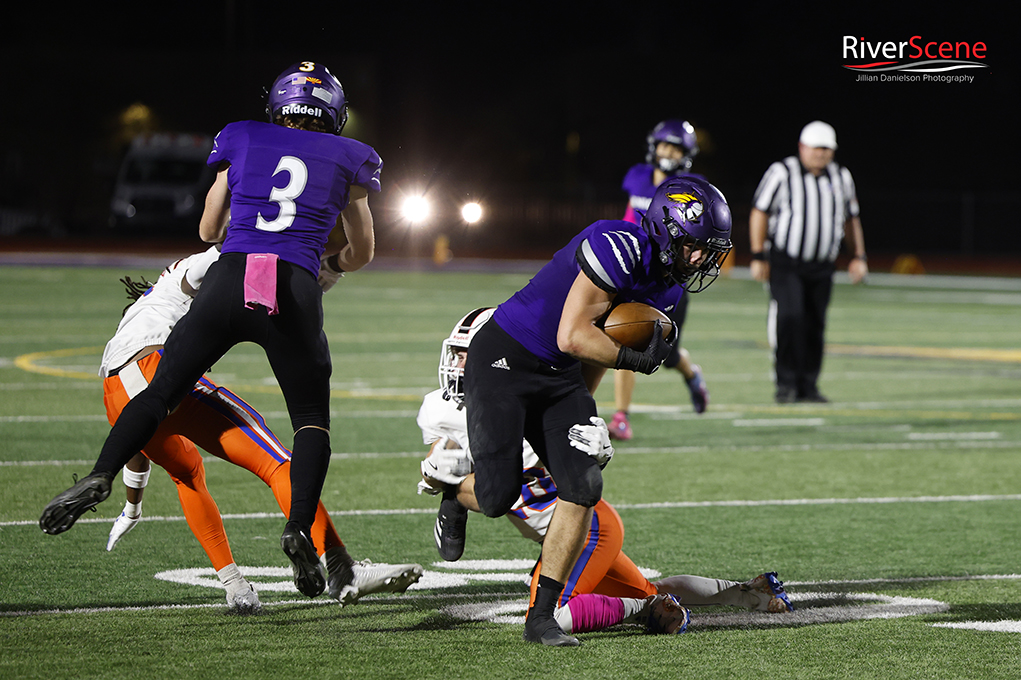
[328,185,374,272]
[556,271,619,367]
[198,166,231,243]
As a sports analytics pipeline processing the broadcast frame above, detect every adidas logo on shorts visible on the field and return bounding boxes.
[491,358,510,370]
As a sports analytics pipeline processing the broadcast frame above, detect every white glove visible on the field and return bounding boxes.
[420,437,474,488]
[317,255,345,292]
[106,506,142,551]
[568,416,614,468]
[417,480,442,496]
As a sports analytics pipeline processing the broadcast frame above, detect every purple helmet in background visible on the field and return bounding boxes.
[645,120,699,173]
[265,61,348,134]
[642,175,732,292]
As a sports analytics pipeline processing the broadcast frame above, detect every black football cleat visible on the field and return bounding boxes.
[523,608,580,647]
[280,521,326,598]
[39,471,114,535]
[434,492,468,561]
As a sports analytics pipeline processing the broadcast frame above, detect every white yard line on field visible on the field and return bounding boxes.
[4,493,1021,528]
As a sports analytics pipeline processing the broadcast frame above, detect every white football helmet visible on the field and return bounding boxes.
[439,307,495,405]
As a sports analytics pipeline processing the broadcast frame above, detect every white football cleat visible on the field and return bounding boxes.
[106,511,141,551]
[225,580,262,614]
[348,561,424,603]
[325,548,360,606]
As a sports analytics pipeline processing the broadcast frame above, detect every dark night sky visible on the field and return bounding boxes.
[2,4,1017,253]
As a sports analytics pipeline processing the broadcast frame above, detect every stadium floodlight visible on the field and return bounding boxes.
[461,202,483,224]
[401,195,431,224]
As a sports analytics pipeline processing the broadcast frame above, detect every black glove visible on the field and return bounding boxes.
[614,319,677,375]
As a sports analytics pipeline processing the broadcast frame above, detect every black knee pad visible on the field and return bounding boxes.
[555,465,603,508]
[476,486,520,518]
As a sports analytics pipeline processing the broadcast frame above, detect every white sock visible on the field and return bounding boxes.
[217,563,244,590]
[619,597,650,624]
[553,605,573,633]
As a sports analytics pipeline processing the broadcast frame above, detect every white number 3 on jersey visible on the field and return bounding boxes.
[256,156,308,232]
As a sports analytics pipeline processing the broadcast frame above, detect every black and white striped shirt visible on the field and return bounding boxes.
[752,157,860,263]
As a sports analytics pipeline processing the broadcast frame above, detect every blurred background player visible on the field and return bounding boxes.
[749,121,868,403]
[41,61,379,600]
[101,247,422,610]
[418,307,792,636]
[461,176,732,646]
[612,120,711,440]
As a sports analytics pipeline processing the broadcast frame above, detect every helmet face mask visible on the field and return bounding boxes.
[659,217,732,292]
[646,120,699,174]
[643,176,733,293]
[438,308,495,405]
[266,61,348,134]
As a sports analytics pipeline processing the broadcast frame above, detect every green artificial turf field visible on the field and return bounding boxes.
[1,262,1019,679]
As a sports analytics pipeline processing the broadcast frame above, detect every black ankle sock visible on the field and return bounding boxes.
[533,575,565,616]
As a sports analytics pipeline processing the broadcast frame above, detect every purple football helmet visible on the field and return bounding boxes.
[265,61,348,134]
[645,120,699,173]
[643,176,732,293]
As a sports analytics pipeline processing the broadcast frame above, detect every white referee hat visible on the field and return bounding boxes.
[799,121,838,150]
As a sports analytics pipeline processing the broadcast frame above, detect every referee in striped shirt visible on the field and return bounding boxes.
[749,121,868,404]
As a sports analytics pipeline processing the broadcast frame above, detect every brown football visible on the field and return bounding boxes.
[601,303,674,351]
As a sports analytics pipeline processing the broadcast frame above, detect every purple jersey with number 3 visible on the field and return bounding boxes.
[493,220,683,368]
[208,120,382,275]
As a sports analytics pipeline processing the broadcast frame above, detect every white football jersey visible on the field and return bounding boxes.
[99,247,219,377]
[417,388,558,543]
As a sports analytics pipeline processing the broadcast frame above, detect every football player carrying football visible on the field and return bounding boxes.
[418,308,793,637]
[612,120,713,441]
[461,175,733,645]
[41,60,379,600]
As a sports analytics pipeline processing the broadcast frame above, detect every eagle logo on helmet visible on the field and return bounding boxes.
[666,192,704,223]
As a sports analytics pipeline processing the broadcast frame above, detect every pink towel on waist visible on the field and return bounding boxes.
[244,253,280,315]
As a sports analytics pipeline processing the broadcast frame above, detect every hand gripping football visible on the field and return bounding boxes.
[600,303,675,351]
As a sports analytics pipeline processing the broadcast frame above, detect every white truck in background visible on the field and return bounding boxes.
[109,133,214,234]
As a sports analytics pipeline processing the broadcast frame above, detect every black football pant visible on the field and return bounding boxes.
[768,255,834,397]
[93,253,332,533]
[464,321,603,517]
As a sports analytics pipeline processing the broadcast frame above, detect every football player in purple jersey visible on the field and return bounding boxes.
[462,175,732,646]
[41,61,380,600]
[612,120,711,441]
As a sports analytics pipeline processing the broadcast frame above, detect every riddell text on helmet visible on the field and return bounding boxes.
[279,104,324,118]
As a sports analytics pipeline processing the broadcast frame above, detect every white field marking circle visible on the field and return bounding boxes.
[7,565,1019,632]
[155,561,951,629]
[439,590,950,629]
[151,561,662,594]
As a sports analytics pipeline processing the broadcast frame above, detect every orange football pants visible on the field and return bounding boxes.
[529,499,657,608]
[103,351,343,570]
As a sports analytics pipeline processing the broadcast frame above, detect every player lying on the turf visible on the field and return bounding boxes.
[93,247,422,611]
[416,308,794,635]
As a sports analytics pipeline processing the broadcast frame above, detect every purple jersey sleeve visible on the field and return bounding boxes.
[209,121,382,275]
[493,220,674,367]
[353,154,383,193]
[621,164,656,224]
[576,221,648,294]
